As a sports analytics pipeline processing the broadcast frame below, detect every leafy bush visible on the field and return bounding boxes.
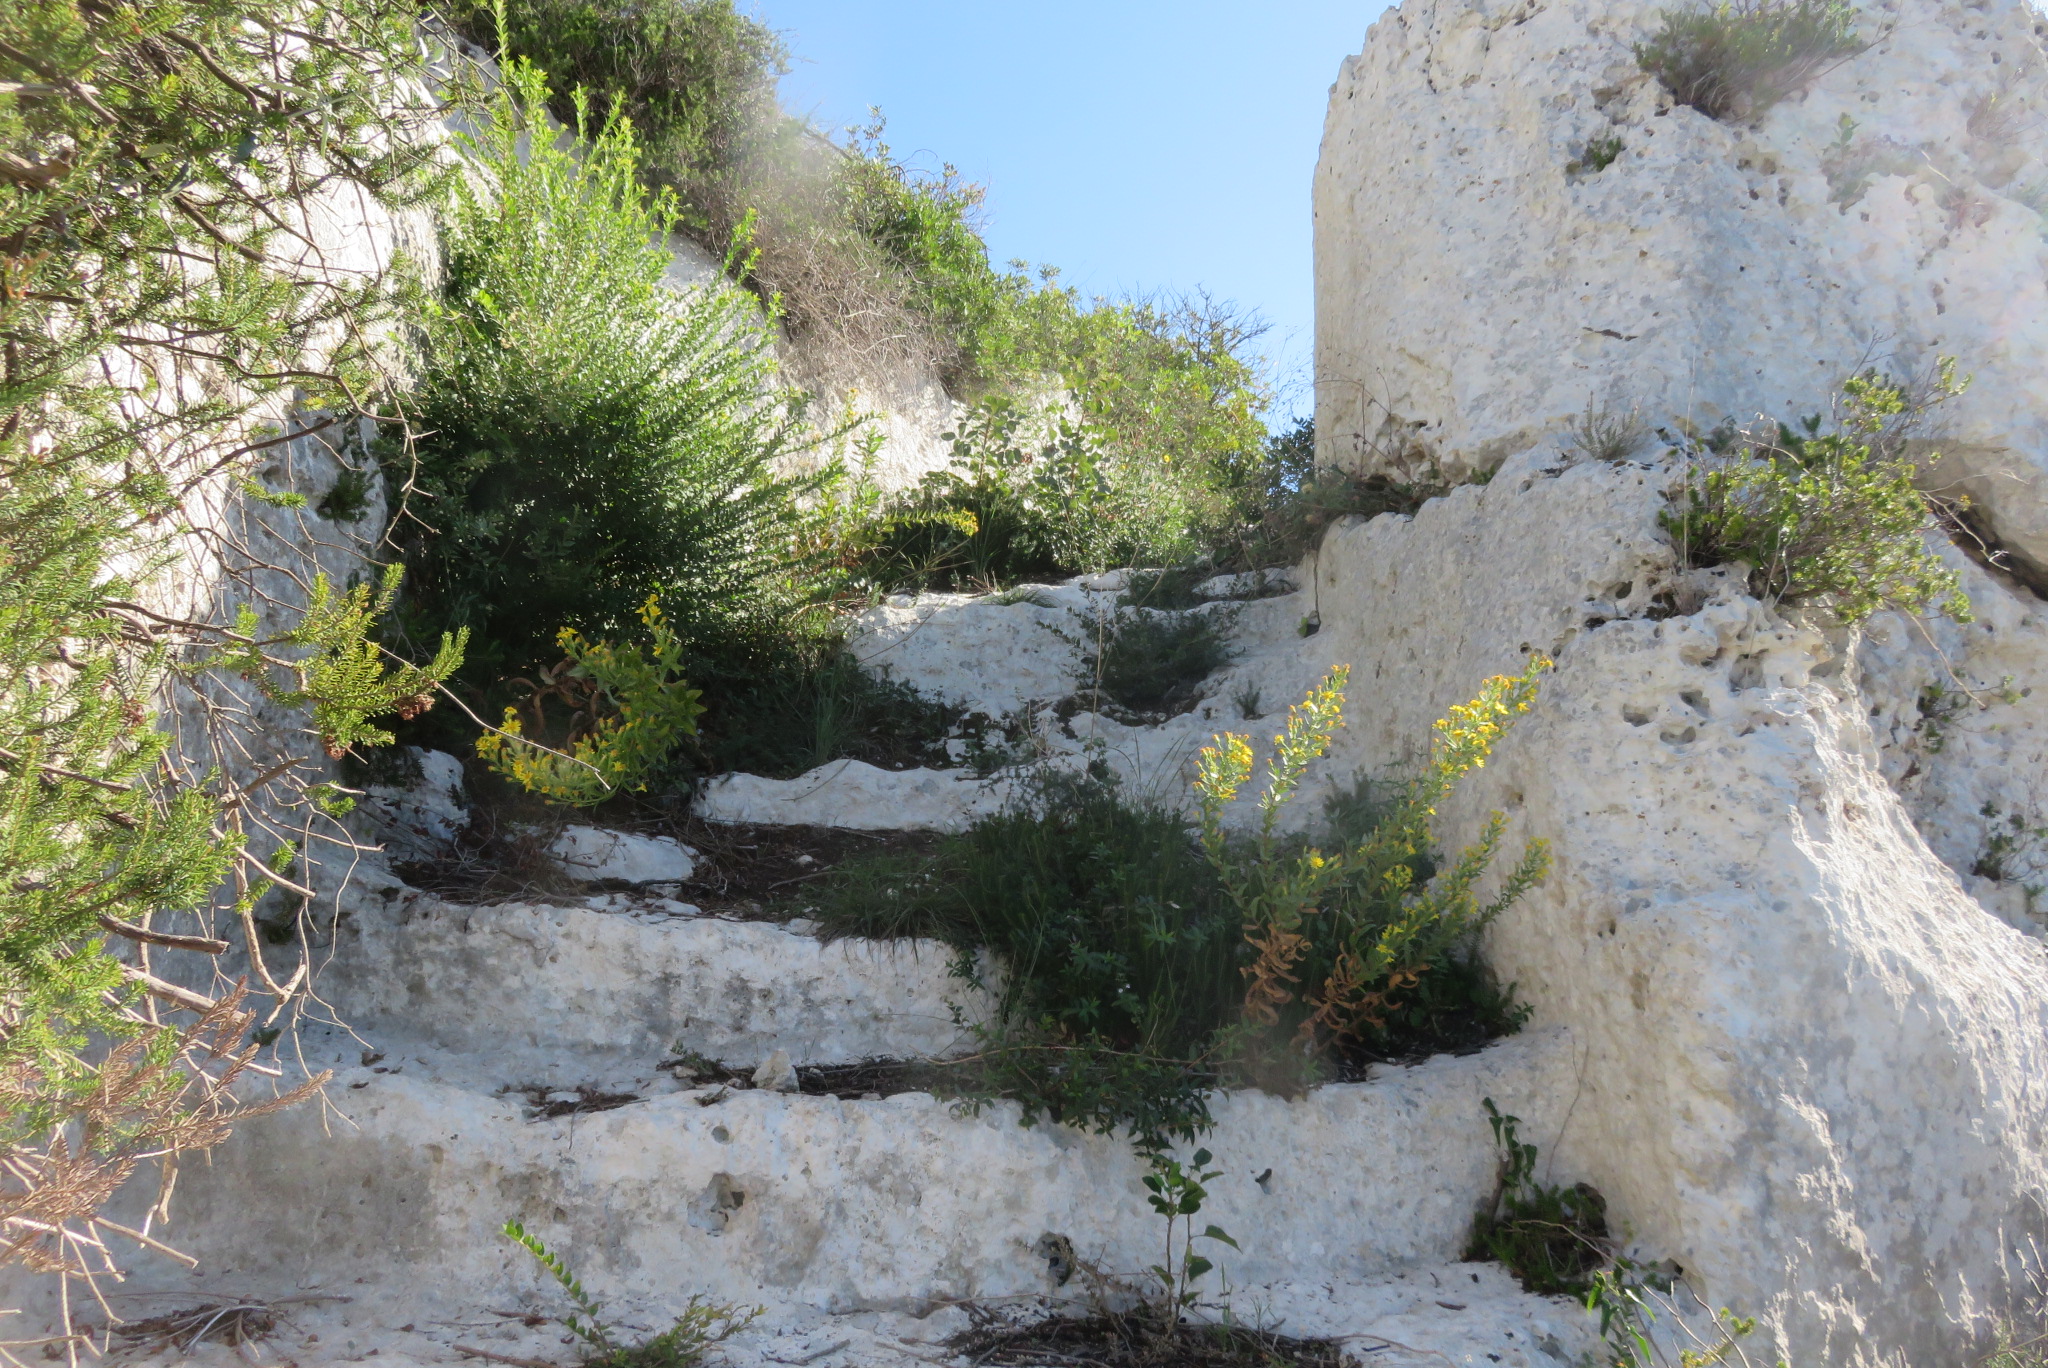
[1636,0,1864,122]
[1195,661,1551,1051]
[849,395,1201,590]
[839,119,1009,389]
[981,284,1274,539]
[1661,368,1972,626]
[388,58,816,705]
[445,0,786,206]
[1076,605,1239,716]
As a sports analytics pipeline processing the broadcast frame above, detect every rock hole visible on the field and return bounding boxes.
[1607,581,1635,600]
[1729,653,1764,690]
[711,1124,731,1144]
[688,1173,746,1235]
[1659,724,1698,746]
[1035,1233,1076,1286]
[1678,688,1711,718]
[1622,704,1654,726]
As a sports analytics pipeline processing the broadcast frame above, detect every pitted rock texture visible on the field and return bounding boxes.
[1315,0,2048,575]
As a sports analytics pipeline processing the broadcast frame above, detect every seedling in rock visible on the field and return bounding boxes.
[1143,1148,1239,1317]
[504,1219,759,1366]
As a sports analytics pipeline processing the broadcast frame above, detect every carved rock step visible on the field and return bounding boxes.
[24,1263,1597,1368]
[322,888,992,1070]
[119,1029,1581,1323]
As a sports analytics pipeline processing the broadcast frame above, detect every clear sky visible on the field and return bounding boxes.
[750,1,1393,419]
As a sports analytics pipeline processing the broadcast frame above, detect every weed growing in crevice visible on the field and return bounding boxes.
[1470,1105,1774,1368]
[1975,803,2048,908]
[1662,366,1973,626]
[1467,1101,1610,1296]
[1568,135,1627,176]
[1636,0,1866,123]
[504,1219,759,1366]
[1568,401,1649,463]
[1238,467,1443,568]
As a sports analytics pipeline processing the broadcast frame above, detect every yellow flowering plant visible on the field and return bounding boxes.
[477,597,705,806]
[1195,658,1553,1049]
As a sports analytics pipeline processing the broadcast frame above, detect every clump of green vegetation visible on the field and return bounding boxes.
[1239,454,1445,569]
[477,598,705,805]
[1569,135,1628,176]
[506,1219,759,1366]
[1975,802,2048,912]
[1076,605,1239,717]
[1467,1100,1611,1296]
[809,667,1546,1150]
[445,0,786,209]
[1636,0,1865,122]
[848,396,1203,591]
[1471,1106,1773,1368]
[1986,1325,2048,1368]
[814,770,1240,1146]
[1662,367,1973,626]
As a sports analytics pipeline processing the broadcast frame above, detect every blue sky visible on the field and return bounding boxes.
[751,2,1392,419]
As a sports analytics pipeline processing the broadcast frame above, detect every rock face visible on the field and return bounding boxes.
[1314,0,2048,577]
[1314,0,2048,1360]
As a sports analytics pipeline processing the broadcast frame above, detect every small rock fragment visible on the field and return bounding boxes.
[753,1049,799,1093]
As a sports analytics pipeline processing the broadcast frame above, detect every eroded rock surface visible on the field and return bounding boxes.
[1315,0,2048,576]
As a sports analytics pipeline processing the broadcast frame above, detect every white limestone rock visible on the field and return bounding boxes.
[848,587,1090,717]
[545,824,696,884]
[1315,0,2048,574]
[695,760,1015,832]
[753,1048,800,1093]
[360,747,469,863]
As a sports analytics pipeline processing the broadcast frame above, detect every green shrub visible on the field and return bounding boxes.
[445,0,786,206]
[477,597,705,806]
[687,641,960,781]
[849,395,1201,590]
[388,57,816,705]
[505,1219,758,1366]
[813,769,1240,1146]
[839,119,1008,389]
[1076,605,1239,716]
[1636,0,1864,122]
[809,670,1543,1149]
[1661,368,1972,626]
[980,283,1274,534]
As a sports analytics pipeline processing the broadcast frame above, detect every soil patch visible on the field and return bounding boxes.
[662,817,943,920]
[952,1312,1344,1368]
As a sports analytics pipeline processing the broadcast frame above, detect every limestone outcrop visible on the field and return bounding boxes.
[1314,0,2048,577]
[1314,0,2048,1359]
